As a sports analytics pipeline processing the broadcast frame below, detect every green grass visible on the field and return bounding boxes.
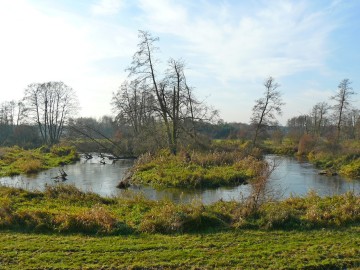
[1,185,360,268]
[0,228,359,269]
[131,149,267,188]
[308,150,360,178]
[1,185,360,234]
[262,139,298,155]
[0,145,79,177]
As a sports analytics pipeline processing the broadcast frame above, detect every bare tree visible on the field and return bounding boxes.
[251,77,284,146]
[112,80,155,136]
[118,30,217,155]
[331,79,356,141]
[344,109,360,139]
[0,100,28,145]
[24,81,78,145]
[311,102,330,137]
[287,114,311,139]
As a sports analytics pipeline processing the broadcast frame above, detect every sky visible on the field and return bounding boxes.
[0,0,359,125]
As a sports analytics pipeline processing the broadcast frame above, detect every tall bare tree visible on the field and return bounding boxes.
[331,79,356,141]
[24,81,78,145]
[119,30,216,155]
[251,77,284,146]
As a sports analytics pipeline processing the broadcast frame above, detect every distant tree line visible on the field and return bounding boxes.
[1,30,358,153]
[287,79,359,142]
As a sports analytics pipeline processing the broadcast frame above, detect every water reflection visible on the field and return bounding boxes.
[0,154,359,204]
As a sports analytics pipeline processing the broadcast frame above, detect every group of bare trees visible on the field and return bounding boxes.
[0,101,29,145]
[112,31,216,155]
[0,81,78,147]
[287,79,358,141]
[23,81,78,145]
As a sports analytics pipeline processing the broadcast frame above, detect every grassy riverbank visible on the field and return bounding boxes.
[262,138,360,178]
[0,185,360,269]
[307,140,360,178]
[1,185,359,233]
[0,145,79,177]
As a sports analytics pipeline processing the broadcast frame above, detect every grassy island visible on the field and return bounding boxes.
[130,147,266,188]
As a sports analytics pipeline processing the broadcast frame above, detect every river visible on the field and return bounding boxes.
[1,154,359,204]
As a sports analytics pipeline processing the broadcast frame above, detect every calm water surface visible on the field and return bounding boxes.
[1,154,359,204]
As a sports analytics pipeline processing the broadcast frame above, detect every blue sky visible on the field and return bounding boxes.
[0,0,359,124]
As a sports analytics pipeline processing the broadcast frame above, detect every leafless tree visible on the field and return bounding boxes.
[331,79,356,141]
[311,102,330,137]
[0,100,28,145]
[251,77,284,146]
[117,30,217,155]
[0,100,26,126]
[344,109,360,139]
[24,81,78,145]
[287,114,311,140]
[112,80,155,136]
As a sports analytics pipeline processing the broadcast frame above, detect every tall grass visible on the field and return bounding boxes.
[131,149,267,188]
[1,185,359,235]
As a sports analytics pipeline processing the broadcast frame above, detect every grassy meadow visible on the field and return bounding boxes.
[1,227,359,269]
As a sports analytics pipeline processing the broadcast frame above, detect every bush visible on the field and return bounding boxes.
[55,206,122,234]
[44,184,111,205]
[259,203,302,229]
[16,159,43,174]
[139,201,225,233]
[340,159,360,178]
[50,146,72,156]
[297,134,315,155]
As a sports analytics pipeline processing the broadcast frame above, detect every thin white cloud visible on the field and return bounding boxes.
[91,0,124,15]
[137,0,336,82]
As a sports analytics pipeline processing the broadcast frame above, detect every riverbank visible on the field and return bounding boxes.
[263,138,360,178]
[1,185,359,233]
[0,185,359,269]
[0,145,79,177]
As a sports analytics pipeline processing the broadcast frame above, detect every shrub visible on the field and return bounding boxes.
[139,201,225,233]
[298,134,315,155]
[15,210,53,232]
[55,206,120,234]
[304,192,360,227]
[259,203,302,229]
[50,146,72,156]
[340,159,360,178]
[44,184,110,205]
[0,197,15,228]
[16,159,43,174]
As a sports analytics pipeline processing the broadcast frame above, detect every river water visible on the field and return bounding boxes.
[1,154,359,204]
